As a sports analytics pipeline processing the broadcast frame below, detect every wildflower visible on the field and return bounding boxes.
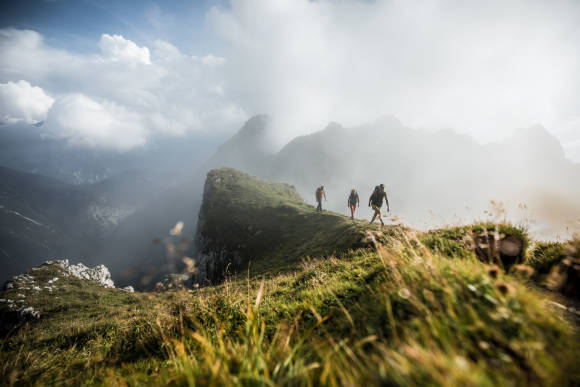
[169,221,184,236]
[155,282,165,292]
[182,257,196,274]
[512,264,534,279]
[496,281,515,296]
[486,265,500,279]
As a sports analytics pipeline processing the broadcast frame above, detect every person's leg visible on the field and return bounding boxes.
[317,201,322,212]
[350,204,355,219]
[374,207,384,225]
[370,207,377,223]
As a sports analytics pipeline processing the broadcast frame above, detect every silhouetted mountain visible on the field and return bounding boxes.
[203,115,275,174]
[210,117,580,238]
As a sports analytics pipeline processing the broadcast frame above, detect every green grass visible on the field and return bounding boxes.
[197,168,390,279]
[2,230,579,385]
[421,222,530,264]
[1,169,579,385]
[527,242,567,278]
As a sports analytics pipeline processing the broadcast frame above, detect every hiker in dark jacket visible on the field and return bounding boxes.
[315,186,326,212]
[368,184,390,225]
[347,189,359,219]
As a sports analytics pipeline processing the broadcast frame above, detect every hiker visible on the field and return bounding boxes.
[315,185,326,212]
[347,188,359,219]
[368,184,390,225]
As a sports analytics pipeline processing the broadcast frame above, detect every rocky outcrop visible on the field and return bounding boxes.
[193,170,252,284]
[1,259,133,335]
[45,260,115,288]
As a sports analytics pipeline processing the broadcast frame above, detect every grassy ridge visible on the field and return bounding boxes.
[2,229,579,385]
[197,168,388,280]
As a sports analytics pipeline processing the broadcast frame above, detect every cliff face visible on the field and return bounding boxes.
[193,168,376,285]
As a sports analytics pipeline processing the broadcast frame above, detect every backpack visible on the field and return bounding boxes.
[371,190,383,206]
[349,191,358,204]
[316,187,322,200]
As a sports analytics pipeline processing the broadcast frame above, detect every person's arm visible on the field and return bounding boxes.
[384,192,390,212]
[324,191,327,201]
[368,195,372,207]
[357,195,360,207]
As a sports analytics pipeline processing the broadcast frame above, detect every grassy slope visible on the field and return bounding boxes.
[1,169,579,386]
[197,168,392,278]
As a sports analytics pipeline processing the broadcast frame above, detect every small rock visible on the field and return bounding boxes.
[121,286,134,293]
[19,307,40,319]
[46,260,115,288]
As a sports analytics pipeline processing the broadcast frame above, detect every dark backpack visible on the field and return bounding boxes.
[371,190,383,206]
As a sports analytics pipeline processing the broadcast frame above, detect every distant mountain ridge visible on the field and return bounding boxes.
[208,116,580,239]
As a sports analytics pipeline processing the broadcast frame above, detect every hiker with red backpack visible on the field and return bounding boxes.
[369,184,390,225]
[347,189,359,219]
[315,186,326,212]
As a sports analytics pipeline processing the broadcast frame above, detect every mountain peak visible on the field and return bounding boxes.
[372,114,404,129]
[509,124,565,160]
[236,115,272,138]
[323,121,344,132]
[203,115,274,173]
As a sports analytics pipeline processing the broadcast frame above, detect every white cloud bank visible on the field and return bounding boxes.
[99,34,151,65]
[0,0,579,158]
[0,28,246,150]
[207,0,580,159]
[49,94,147,150]
[0,80,54,124]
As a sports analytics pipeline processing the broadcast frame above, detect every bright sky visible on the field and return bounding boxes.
[1,0,579,160]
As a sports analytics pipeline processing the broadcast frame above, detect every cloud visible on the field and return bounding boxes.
[1,1,579,158]
[99,34,151,65]
[47,94,147,151]
[207,0,580,158]
[0,80,54,124]
[0,28,246,150]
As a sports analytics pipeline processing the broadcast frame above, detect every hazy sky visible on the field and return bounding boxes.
[1,0,579,159]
